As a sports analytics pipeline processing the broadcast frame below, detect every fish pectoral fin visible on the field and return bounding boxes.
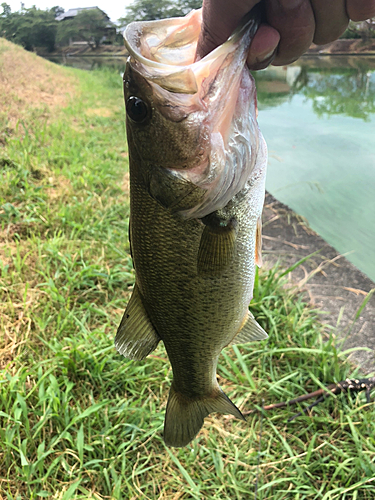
[230,310,268,345]
[115,284,160,360]
[255,216,263,268]
[197,219,237,275]
[164,384,245,448]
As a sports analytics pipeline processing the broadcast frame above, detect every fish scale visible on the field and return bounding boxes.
[115,7,269,447]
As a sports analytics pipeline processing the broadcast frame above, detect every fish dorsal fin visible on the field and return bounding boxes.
[255,216,263,268]
[115,284,160,360]
[164,383,245,448]
[197,219,237,275]
[230,310,268,345]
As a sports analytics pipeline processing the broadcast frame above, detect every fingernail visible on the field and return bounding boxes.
[258,49,276,62]
[248,49,277,70]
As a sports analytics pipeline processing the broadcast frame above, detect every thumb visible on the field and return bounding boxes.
[195,0,262,60]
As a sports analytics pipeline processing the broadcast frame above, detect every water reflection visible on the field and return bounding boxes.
[253,56,375,121]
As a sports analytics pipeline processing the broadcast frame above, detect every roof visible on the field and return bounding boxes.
[55,7,109,21]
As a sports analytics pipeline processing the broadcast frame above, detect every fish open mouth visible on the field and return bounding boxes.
[124,9,258,96]
[124,9,264,219]
[124,10,202,94]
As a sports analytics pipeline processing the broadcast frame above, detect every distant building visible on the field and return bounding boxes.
[55,6,107,22]
[56,7,116,46]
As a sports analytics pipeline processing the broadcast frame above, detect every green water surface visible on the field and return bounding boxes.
[254,57,375,282]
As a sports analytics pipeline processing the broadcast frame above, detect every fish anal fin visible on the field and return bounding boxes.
[115,284,160,360]
[197,219,237,276]
[164,384,245,448]
[230,310,268,345]
[255,216,263,268]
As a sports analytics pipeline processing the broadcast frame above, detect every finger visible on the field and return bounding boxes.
[346,0,375,21]
[246,24,280,69]
[311,0,349,45]
[196,0,260,60]
[265,0,315,66]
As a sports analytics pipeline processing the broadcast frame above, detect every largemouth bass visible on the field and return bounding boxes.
[116,8,268,448]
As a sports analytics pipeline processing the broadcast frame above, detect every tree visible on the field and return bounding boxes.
[0,6,58,52]
[350,18,375,42]
[56,9,114,49]
[50,6,64,18]
[119,0,202,25]
[342,18,375,41]
[0,2,11,18]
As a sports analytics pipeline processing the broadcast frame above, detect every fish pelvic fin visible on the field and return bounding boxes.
[115,283,160,360]
[230,310,268,345]
[164,384,245,448]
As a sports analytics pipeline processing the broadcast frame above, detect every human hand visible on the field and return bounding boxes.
[196,0,375,69]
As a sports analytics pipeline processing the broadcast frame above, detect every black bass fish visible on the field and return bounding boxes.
[116,8,268,448]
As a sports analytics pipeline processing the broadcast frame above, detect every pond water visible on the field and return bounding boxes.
[48,55,375,282]
[253,57,375,283]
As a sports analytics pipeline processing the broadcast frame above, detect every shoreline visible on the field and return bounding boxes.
[38,38,375,58]
[263,192,375,373]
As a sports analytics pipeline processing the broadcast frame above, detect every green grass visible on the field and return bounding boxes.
[1,64,375,500]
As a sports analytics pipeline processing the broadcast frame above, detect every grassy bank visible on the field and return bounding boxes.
[1,42,375,499]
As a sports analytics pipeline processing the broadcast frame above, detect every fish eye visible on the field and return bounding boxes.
[126,96,149,123]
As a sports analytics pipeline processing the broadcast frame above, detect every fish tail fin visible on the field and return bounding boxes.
[163,383,245,448]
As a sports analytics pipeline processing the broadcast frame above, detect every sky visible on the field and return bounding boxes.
[6,0,134,23]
